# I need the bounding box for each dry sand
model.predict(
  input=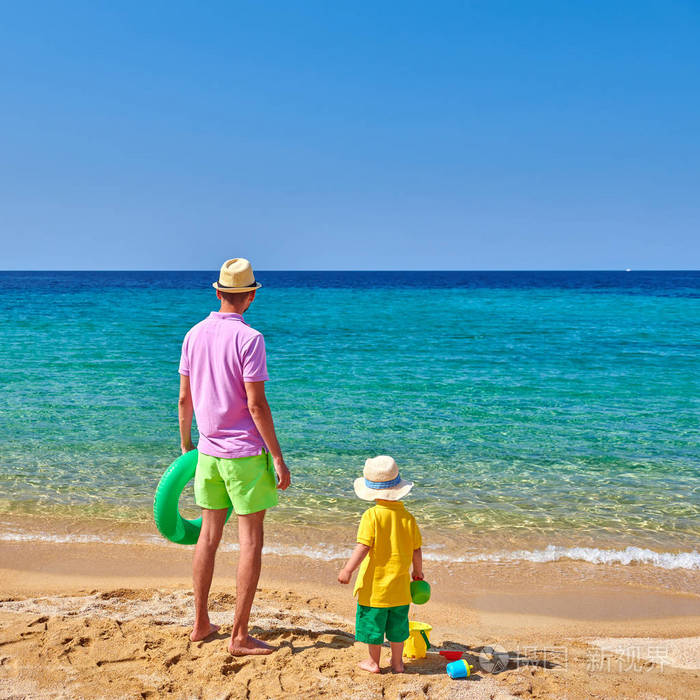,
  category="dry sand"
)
[0,517,699,699]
